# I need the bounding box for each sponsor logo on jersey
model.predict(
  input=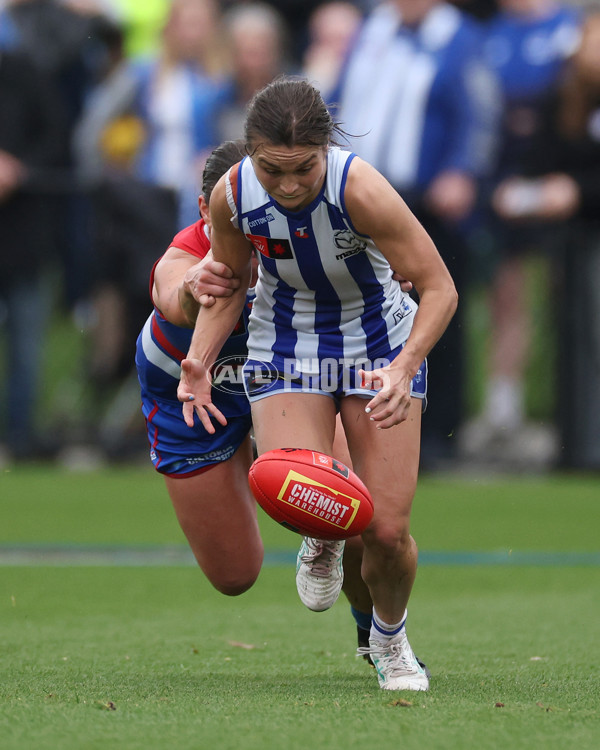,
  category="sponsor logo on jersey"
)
[294,226,309,238]
[246,234,294,259]
[392,297,414,325]
[186,445,236,464]
[248,214,275,228]
[334,229,367,260]
[276,469,360,529]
